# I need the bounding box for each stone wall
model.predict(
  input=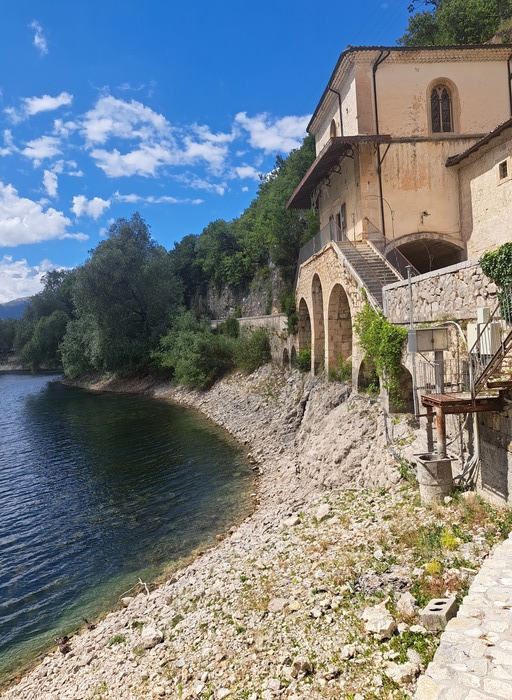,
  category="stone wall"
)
[477,401,512,507]
[383,259,498,326]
